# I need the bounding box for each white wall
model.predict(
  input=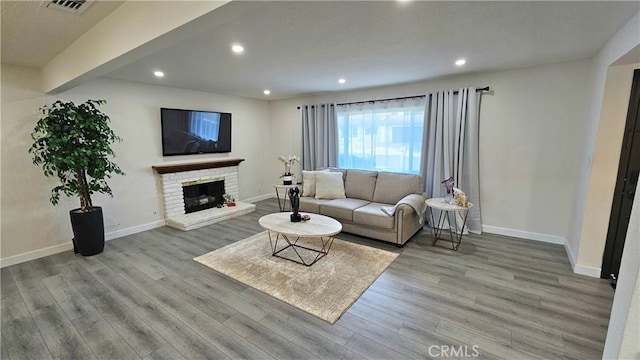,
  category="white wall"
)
[269,59,591,243]
[1,64,272,263]
[567,11,640,275]
[1,65,71,263]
